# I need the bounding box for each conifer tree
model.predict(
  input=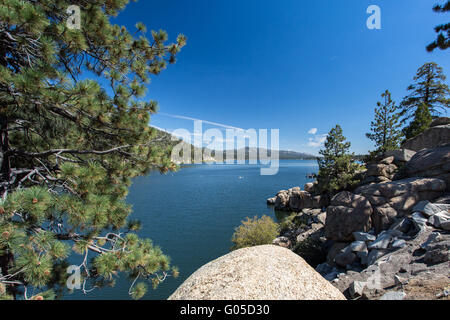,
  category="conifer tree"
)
[0,0,185,299]
[399,62,449,121]
[366,90,402,156]
[427,1,450,52]
[403,103,433,140]
[317,125,360,195]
